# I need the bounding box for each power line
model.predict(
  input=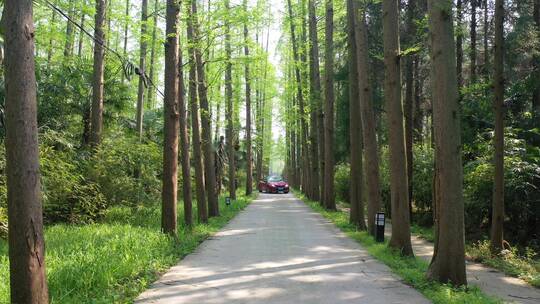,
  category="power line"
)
[42,0,165,99]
